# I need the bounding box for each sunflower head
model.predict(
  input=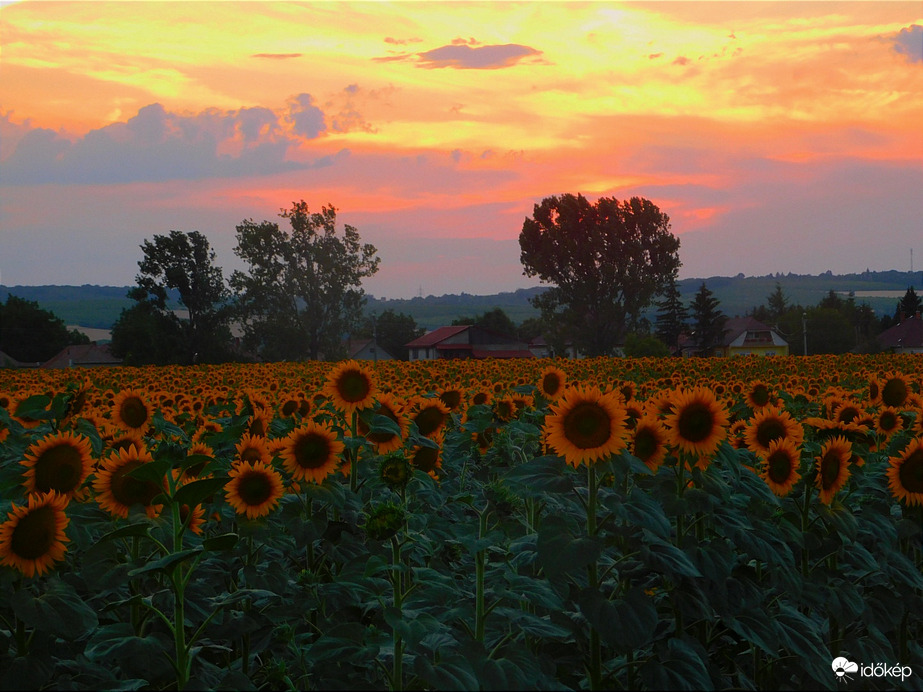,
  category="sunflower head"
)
[111,388,153,435]
[537,365,568,400]
[0,491,70,578]
[225,460,285,519]
[880,373,910,409]
[543,386,629,467]
[760,438,802,497]
[379,452,412,491]
[887,438,923,507]
[410,396,450,438]
[630,415,669,473]
[815,436,852,505]
[21,430,93,499]
[664,386,729,460]
[92,445,165,519]
[280,421,345,484]
[324,360,378,416]
[364,502,405,541]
